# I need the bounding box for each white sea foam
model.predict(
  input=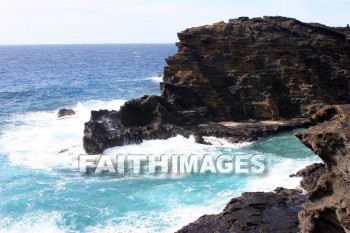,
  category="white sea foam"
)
[0,212,68,233]
[105,135,208,155]
[0,97,252,171]
[0,97,322,233]
[203,136,253,148]
[146,75,163,83]
[105,134,251,156]
[86,202,226,233]
[0,99,126,170]
[245,156,321,192]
